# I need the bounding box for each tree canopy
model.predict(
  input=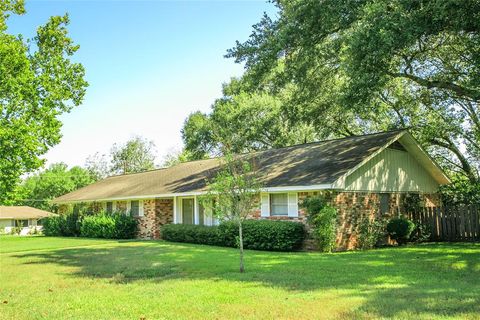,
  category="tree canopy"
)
[181,79,319,159]
[0,0,88,203]
[15,163,94,212]
[110,136,156,175]
[223,0,480,183]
